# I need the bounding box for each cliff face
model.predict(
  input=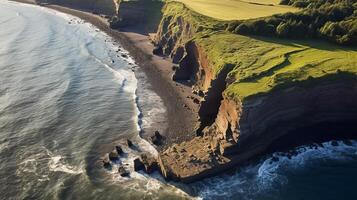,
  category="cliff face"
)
[152,2,357,183]
[159,78,357,183]
[115,0,163,33]
[209,77,357,156]
[153,3,230,134]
